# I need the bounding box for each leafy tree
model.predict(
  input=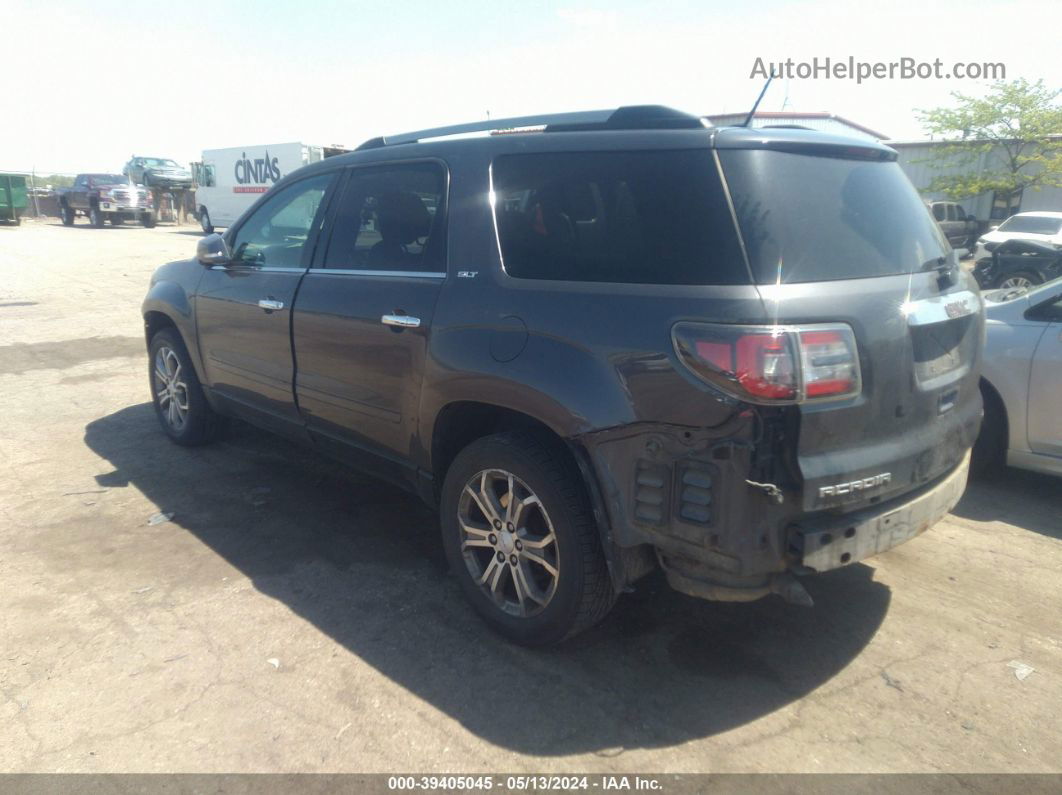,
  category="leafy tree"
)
[916,78,1062,206]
